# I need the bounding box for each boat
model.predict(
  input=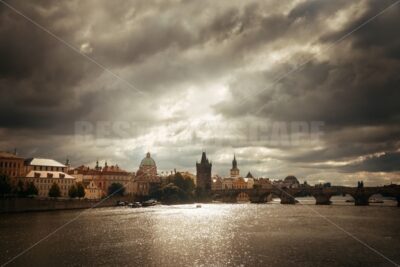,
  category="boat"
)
[345,199,354,203]
[196,204,202,208]
[116,200,126,206]
[132,202,142,208]
[128,202,142,208]
[142,199,157,207]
